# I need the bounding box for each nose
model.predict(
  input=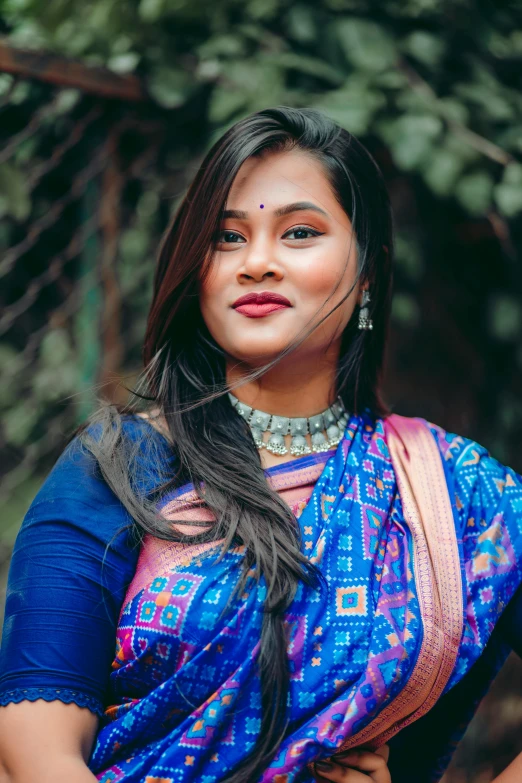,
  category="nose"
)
[236,237,284,283]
